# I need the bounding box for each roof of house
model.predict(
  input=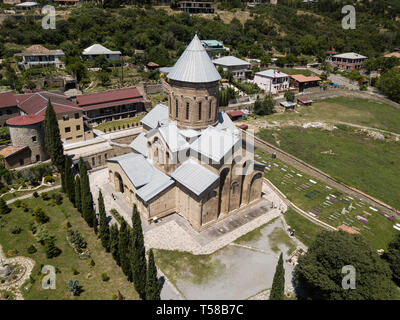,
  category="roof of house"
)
[6,115,44,126]
[0,91,17,108]
[226,110,244,117]
[129,132,148,157]
[297,97,312,103]
[15,2,39,7]
[15,91,82,116]
[141,104,169,130]
[107,153,174,202]
[82,44,121,56]
[190,126,239,163]
[255,69,289,78]
[171,159,219,196]
[384,52,400,58]
[167,34,221,83]
[15,45,64,56]
[280,101,296,108]
[201,40,224,48]
[0,145,29,159]
[212,56,250,67]
[76,87,144,110]
[332,52,367,59]
[147,62,159,67]
[290,74,321,83]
